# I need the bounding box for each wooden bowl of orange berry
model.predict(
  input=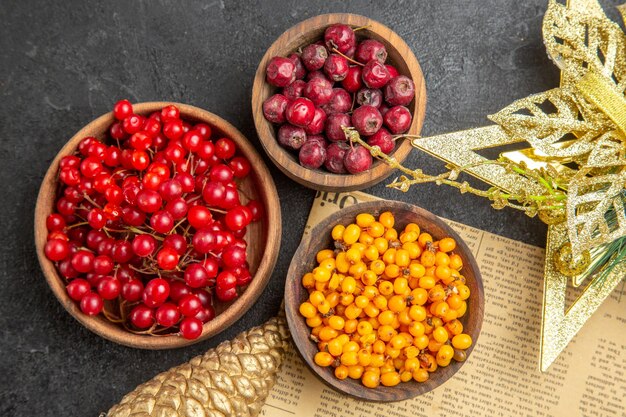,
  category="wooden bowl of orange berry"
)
[284,200,483,401]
